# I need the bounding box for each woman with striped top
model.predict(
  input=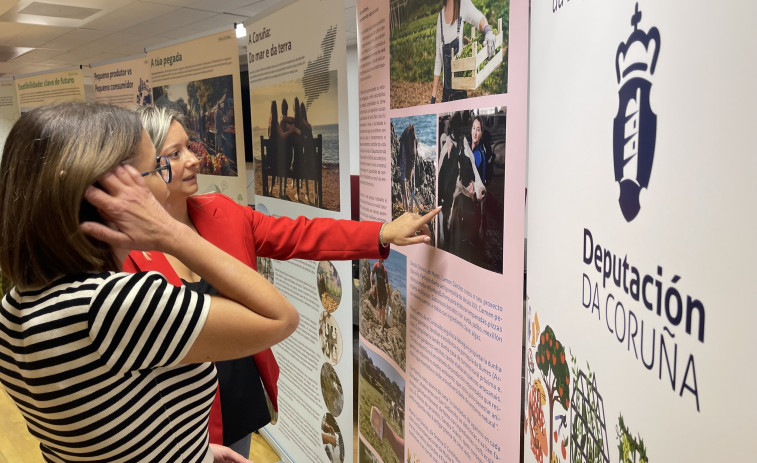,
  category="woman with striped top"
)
[0,102,298,462]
